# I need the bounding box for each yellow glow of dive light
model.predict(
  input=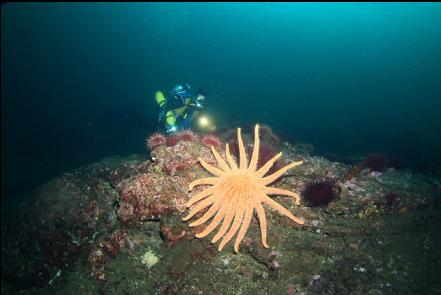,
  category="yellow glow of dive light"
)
[198,116,210,127]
